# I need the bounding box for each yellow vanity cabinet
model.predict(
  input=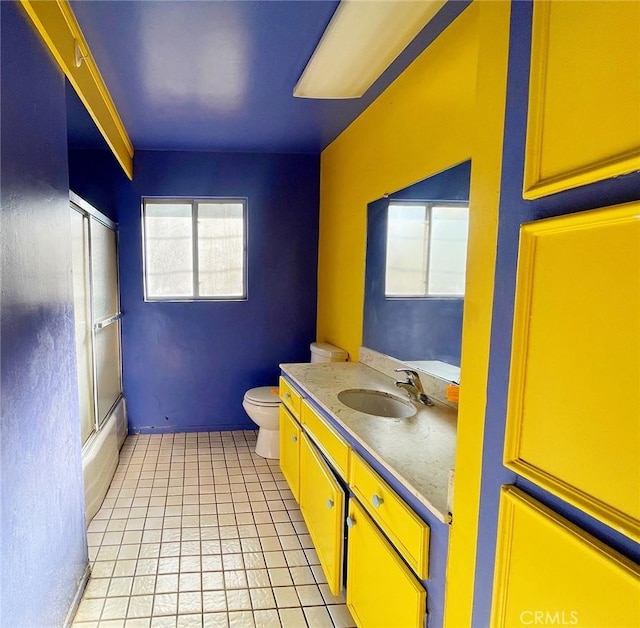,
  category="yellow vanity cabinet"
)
[301,399,350,478]
[279,375,301,418]
[350,453,430,580]
[278,375,431,625]
[346,499,426,628]
[279,405,301,502]
[299,432,346,596]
